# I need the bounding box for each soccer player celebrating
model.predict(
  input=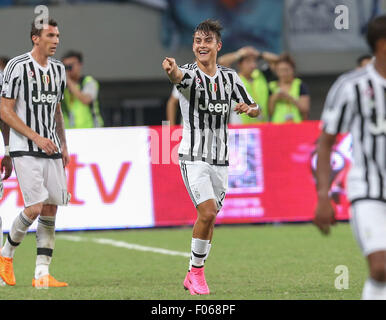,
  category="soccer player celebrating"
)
[162,19,260,295]
[0,18,70,288]
[314,15,386,299]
